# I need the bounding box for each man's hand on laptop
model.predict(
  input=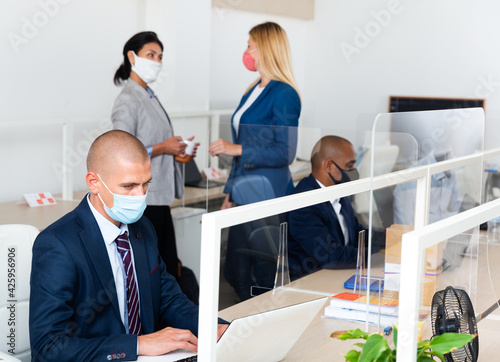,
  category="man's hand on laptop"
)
[138,327,198,356]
